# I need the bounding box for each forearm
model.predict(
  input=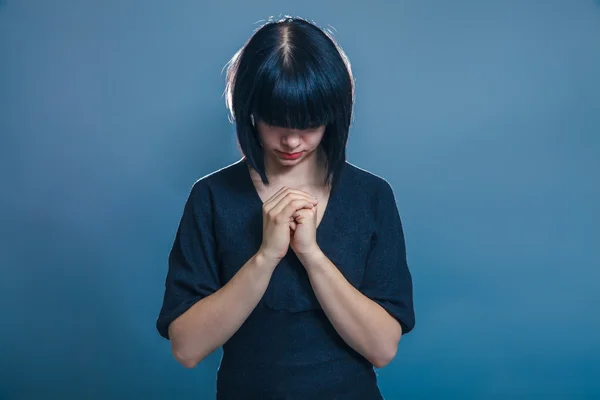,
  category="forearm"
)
[169,251,278,368]
[299,249,402,368]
